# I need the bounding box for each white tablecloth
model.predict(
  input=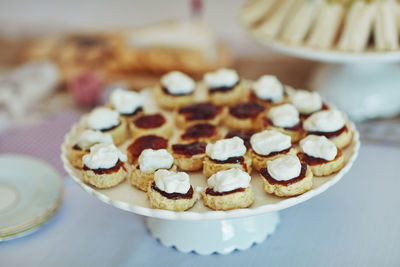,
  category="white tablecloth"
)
[1,143,399,267]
